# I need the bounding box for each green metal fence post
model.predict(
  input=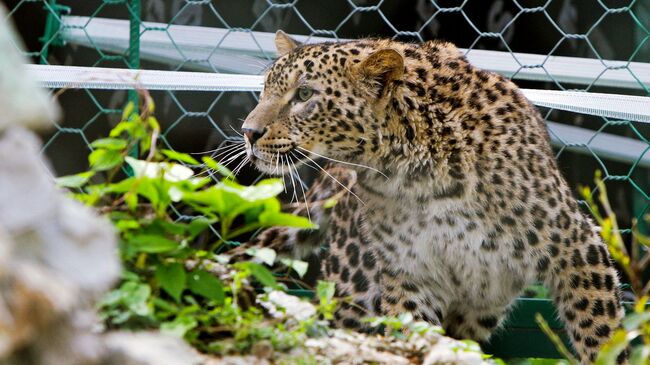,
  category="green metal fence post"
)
[126,0,141,172]
[39,0,69,64]
[128,0,141,108]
